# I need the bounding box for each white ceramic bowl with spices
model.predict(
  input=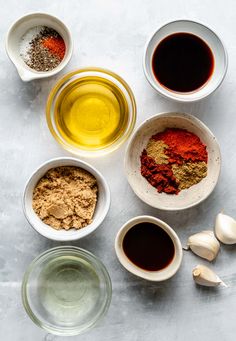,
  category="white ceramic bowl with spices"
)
[23,157,110,241]
[144,20,228,102]
[6,13,73,81]
[124,112,221,211]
